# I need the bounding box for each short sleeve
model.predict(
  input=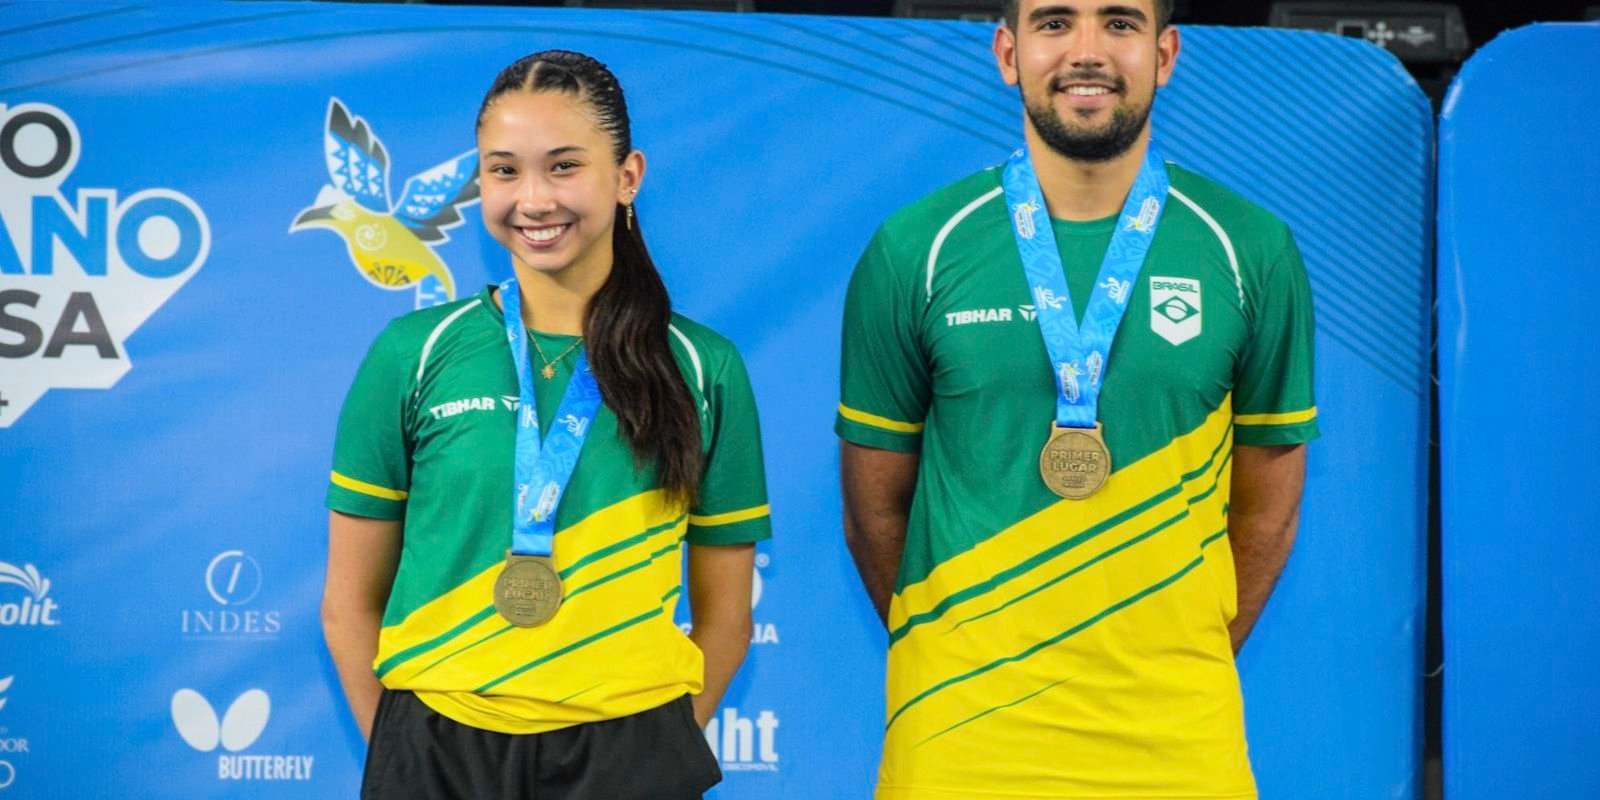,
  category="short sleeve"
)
[835,228,931,452]
[326,326,413,519]
[1234,226,1321,446]
[686,347,772,546]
